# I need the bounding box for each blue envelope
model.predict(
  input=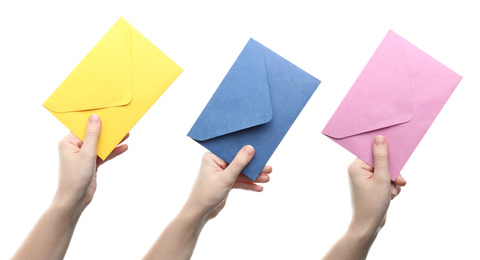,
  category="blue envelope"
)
[188,38,320,181]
